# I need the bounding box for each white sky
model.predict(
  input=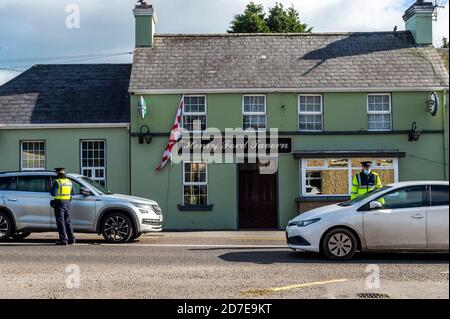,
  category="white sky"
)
[0,0,448,85]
